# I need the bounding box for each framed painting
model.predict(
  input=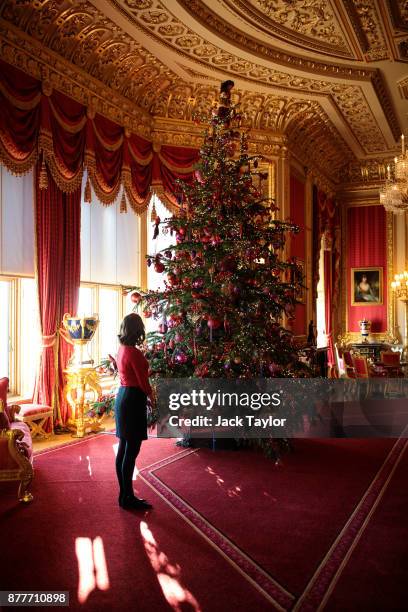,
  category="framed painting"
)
[351,267,383,305]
